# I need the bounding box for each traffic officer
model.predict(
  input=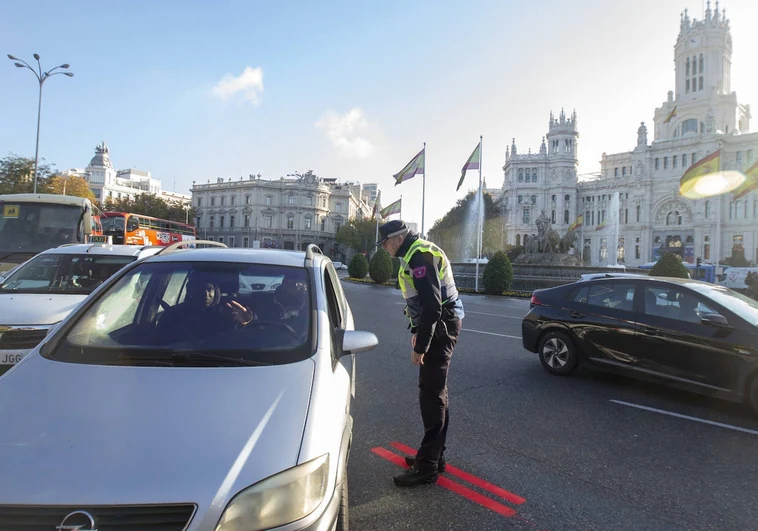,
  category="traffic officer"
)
[377,219,465,487]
